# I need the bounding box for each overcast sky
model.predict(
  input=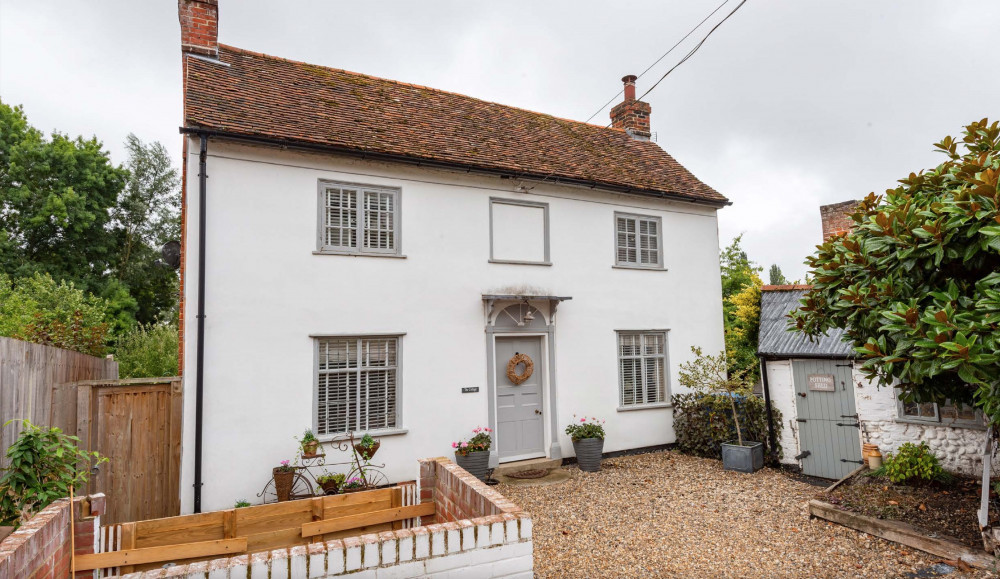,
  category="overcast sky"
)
[1,0,997,280]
